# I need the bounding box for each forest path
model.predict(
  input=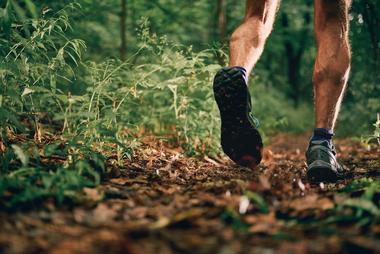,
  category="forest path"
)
[1,134,379,254]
